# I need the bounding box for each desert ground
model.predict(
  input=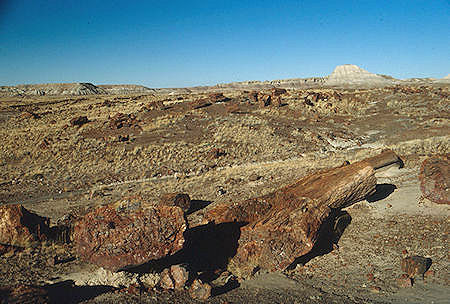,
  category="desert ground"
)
[0,80,449,303]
